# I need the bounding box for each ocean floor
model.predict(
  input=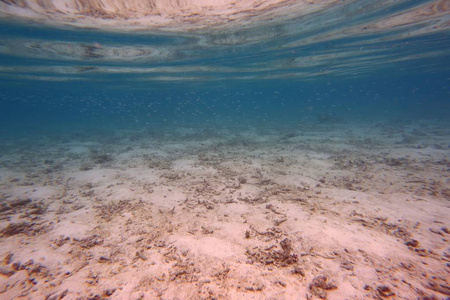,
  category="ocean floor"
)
[0,119,449,299]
